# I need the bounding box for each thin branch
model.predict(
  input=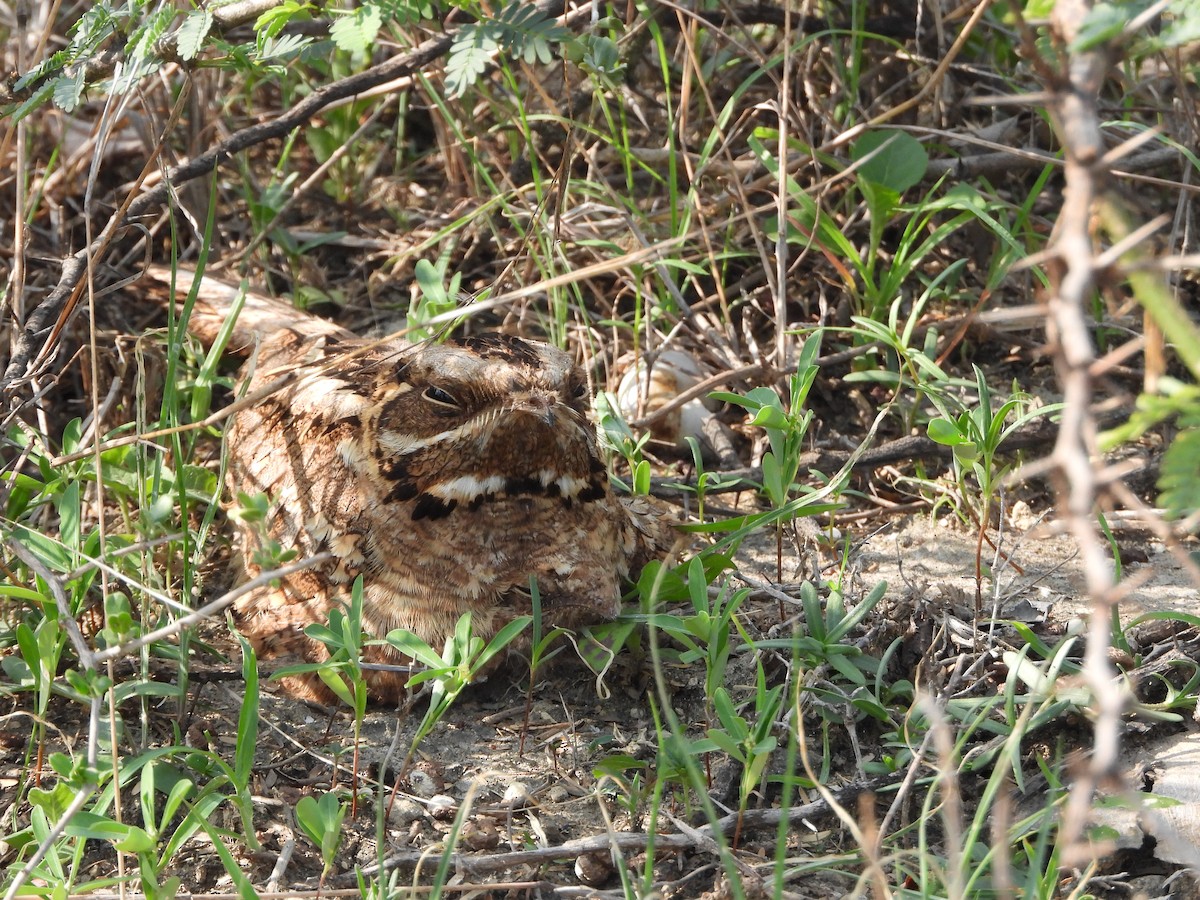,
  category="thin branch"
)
[90,553,333,664]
